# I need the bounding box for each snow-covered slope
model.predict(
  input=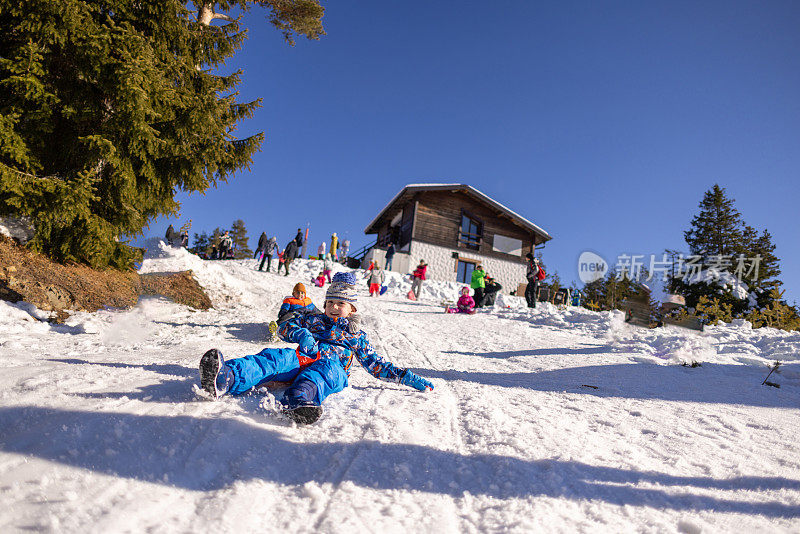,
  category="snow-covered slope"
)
[1,242,799,533]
